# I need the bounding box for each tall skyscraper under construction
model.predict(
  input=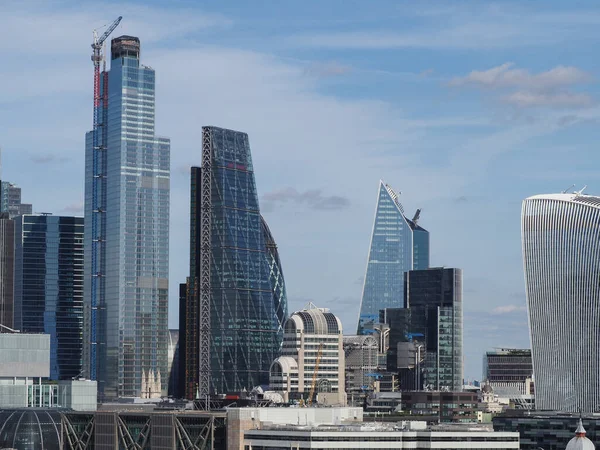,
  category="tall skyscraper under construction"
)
[357,181,429,333]
[84,36,170,398]
[181,126,287,399]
